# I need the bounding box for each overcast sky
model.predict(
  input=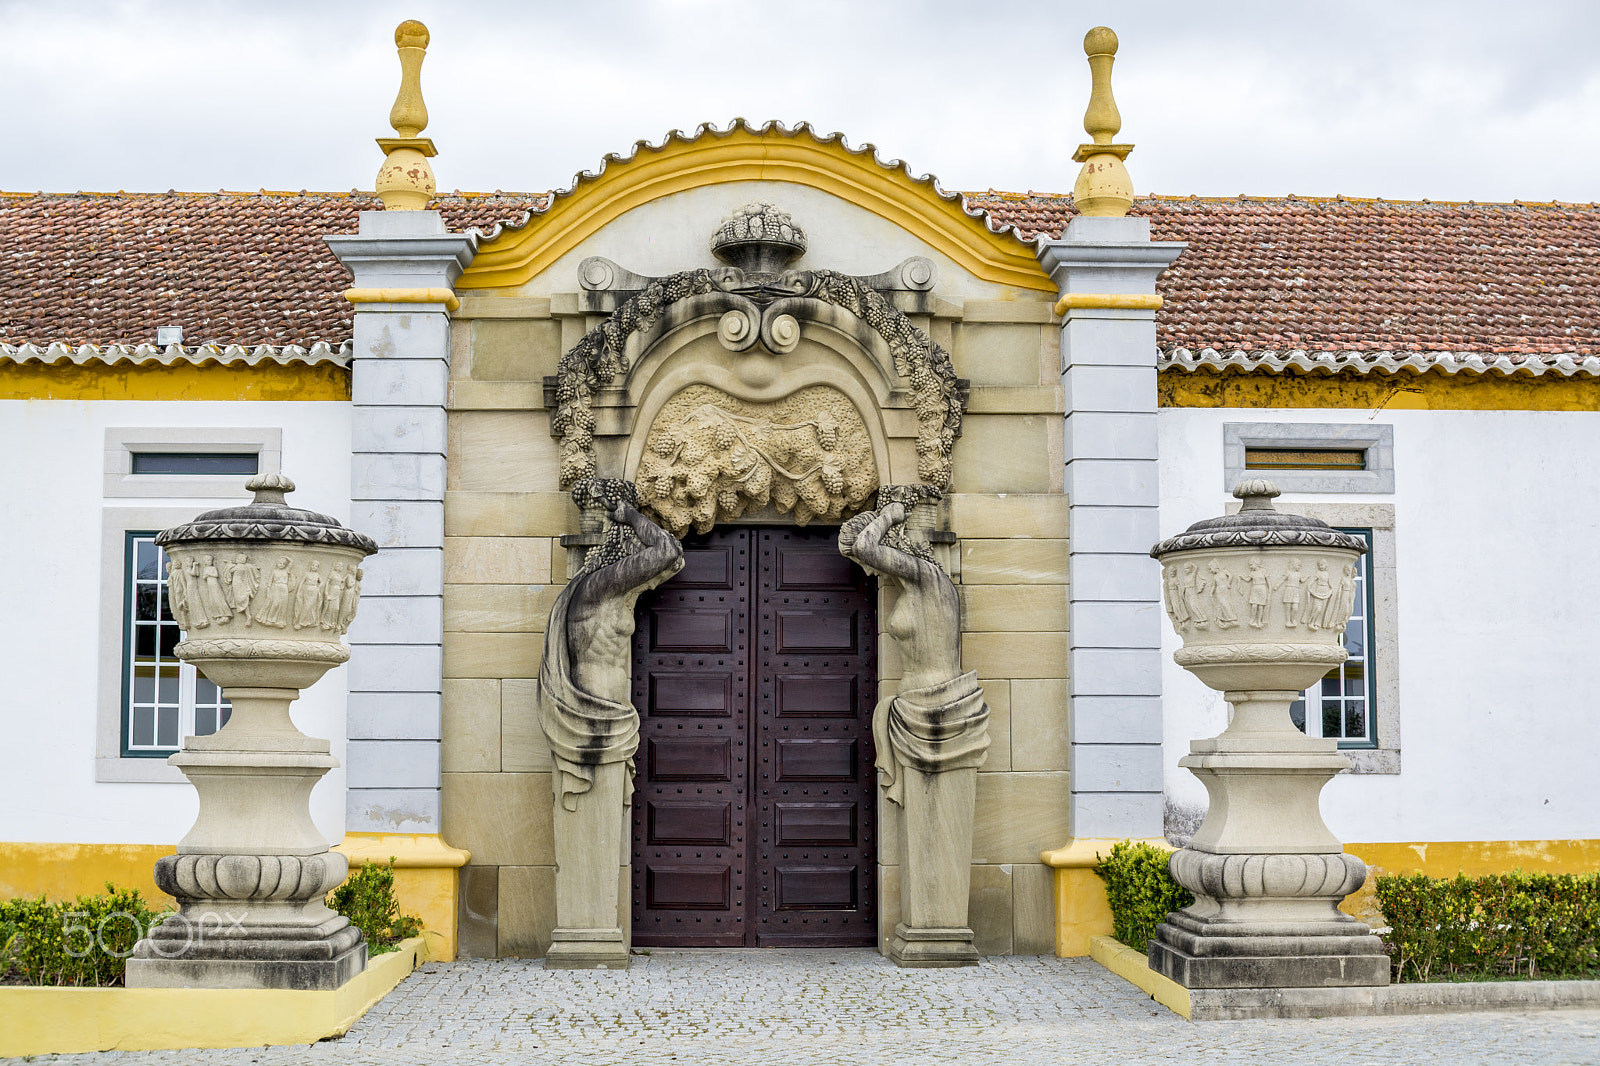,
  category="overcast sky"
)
[5,0,1597,203]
